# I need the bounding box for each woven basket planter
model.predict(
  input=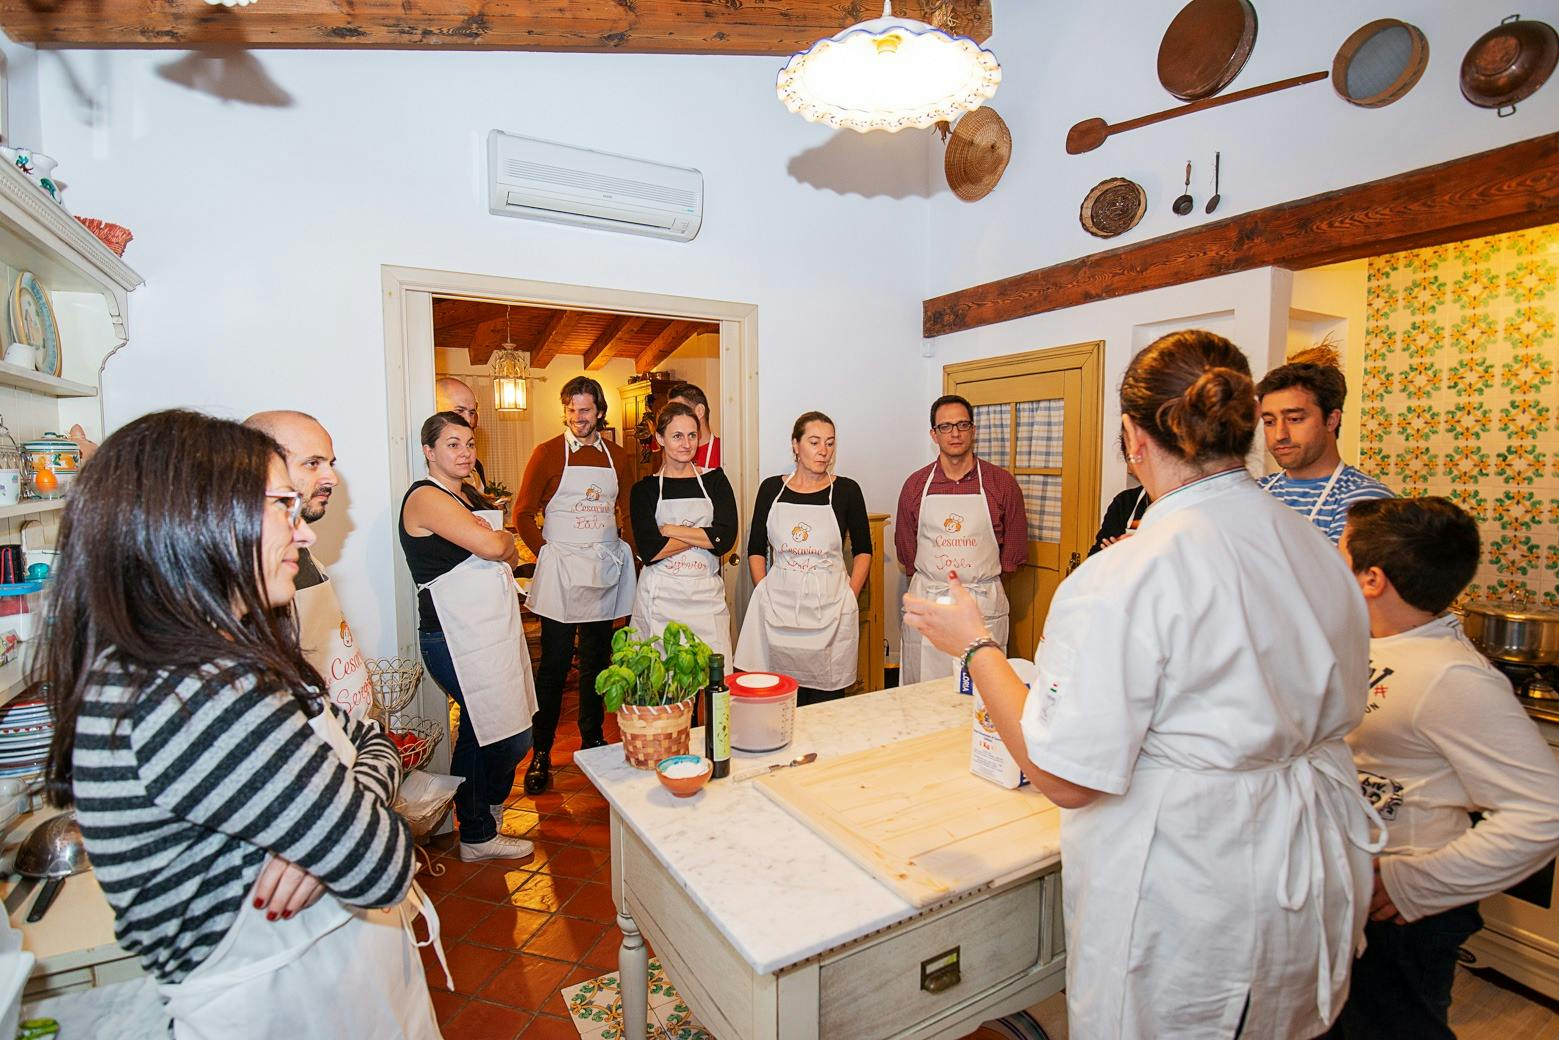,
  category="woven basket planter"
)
[617,696,696,769]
